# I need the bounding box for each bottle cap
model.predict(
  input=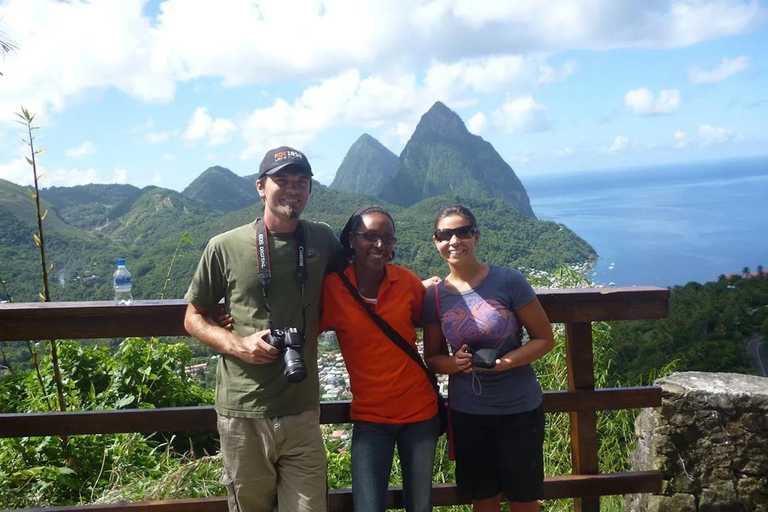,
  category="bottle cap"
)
[116,259,126,266]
